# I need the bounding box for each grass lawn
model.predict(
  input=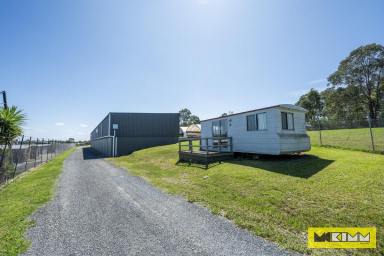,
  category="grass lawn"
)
[109,144,384,256]
[0,148,75,256]
[308,127,384,152]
